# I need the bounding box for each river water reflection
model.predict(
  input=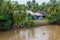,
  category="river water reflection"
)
[0,25,60,40]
